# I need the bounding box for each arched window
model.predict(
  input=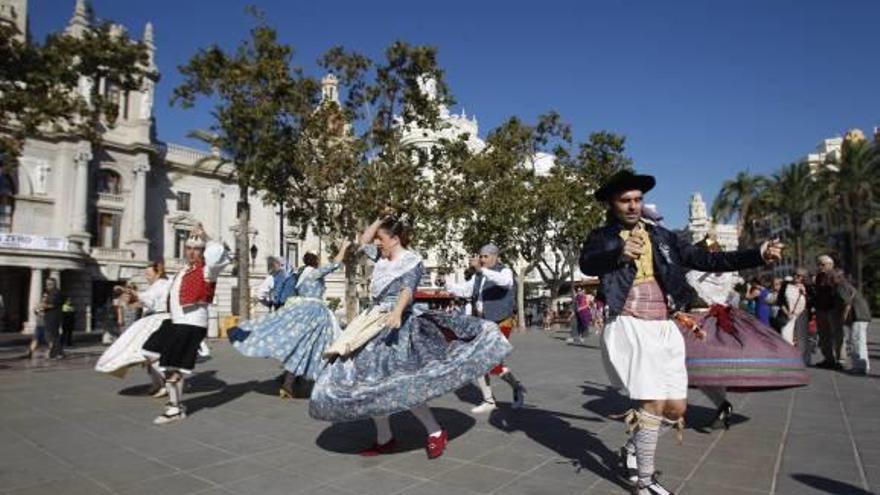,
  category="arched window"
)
[0,172,15,233]
[96,169,122,195]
